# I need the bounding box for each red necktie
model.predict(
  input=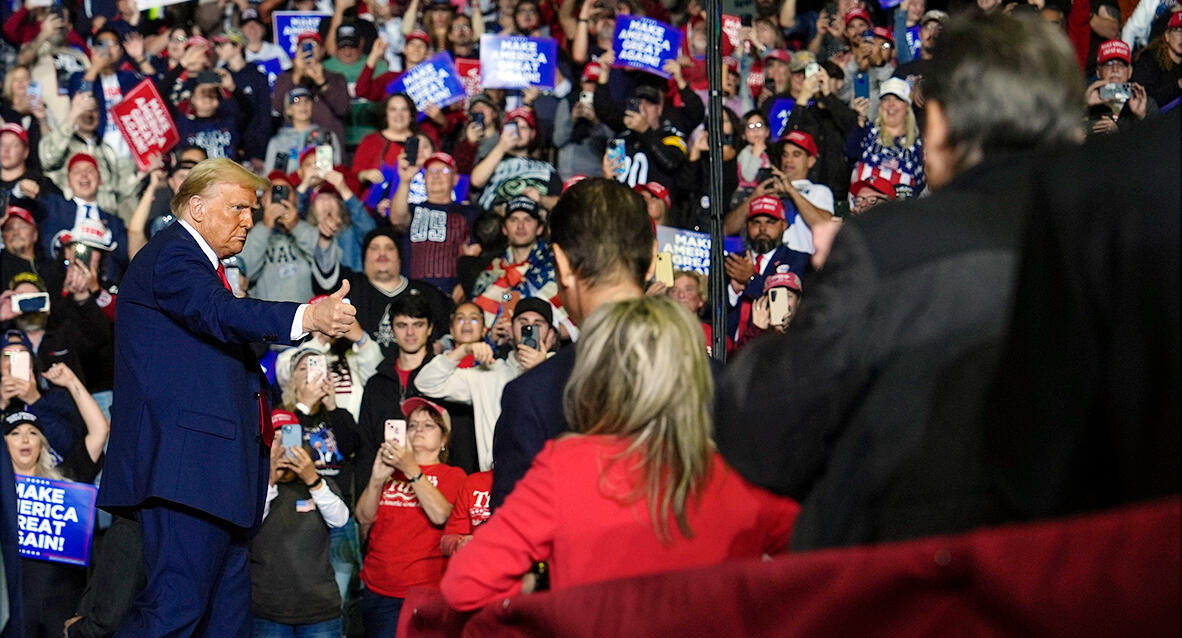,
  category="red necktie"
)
[754,254,764,275]
[216,263,232,291]
[218,263,272,446]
